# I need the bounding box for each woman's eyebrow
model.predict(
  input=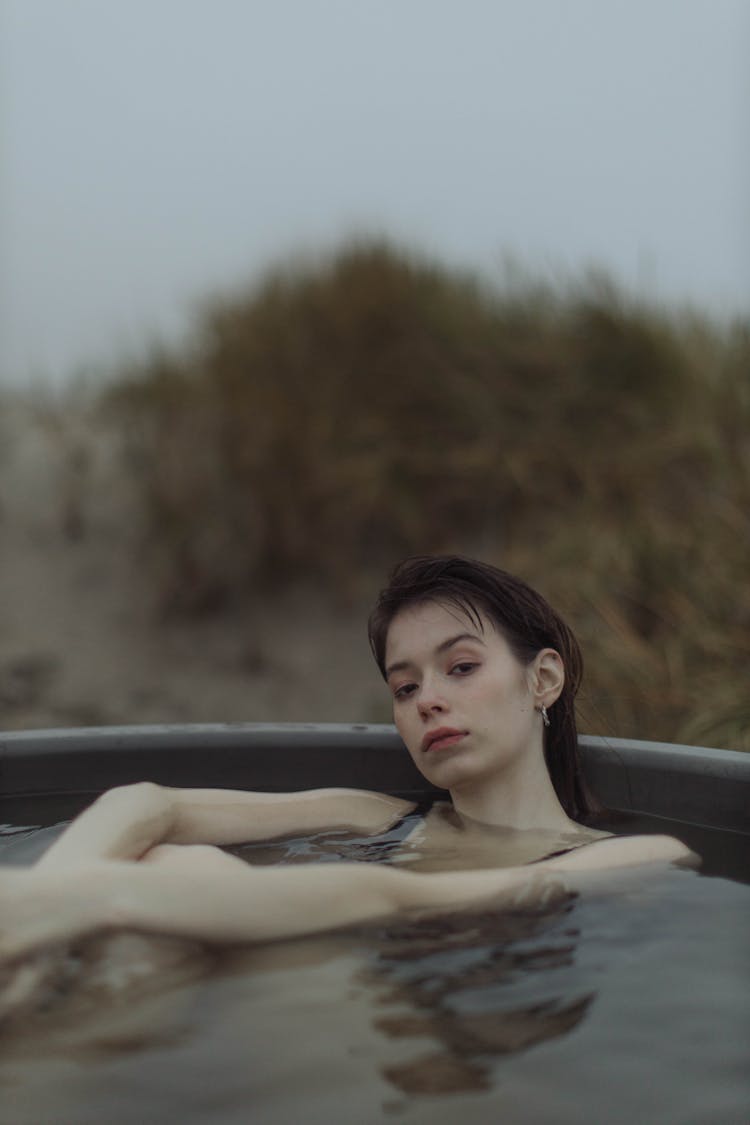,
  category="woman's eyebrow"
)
[385,633,485,679]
